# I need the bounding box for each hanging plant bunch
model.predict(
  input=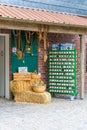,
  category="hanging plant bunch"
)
[38,25,49,62]
[38,25,43,43]
[38,25,43,52]
[14,30,24,60]
[43,25,48,62]
[25,31,34,55]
